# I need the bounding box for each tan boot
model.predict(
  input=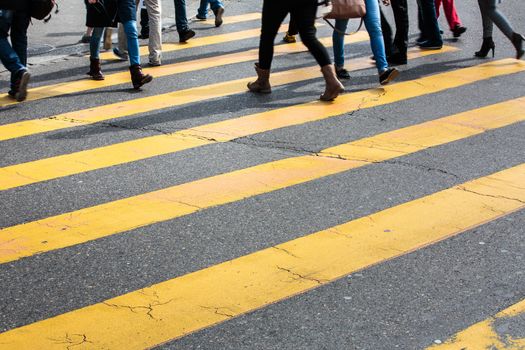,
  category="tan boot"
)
[320,64,344,101]
[247,63,271,94]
